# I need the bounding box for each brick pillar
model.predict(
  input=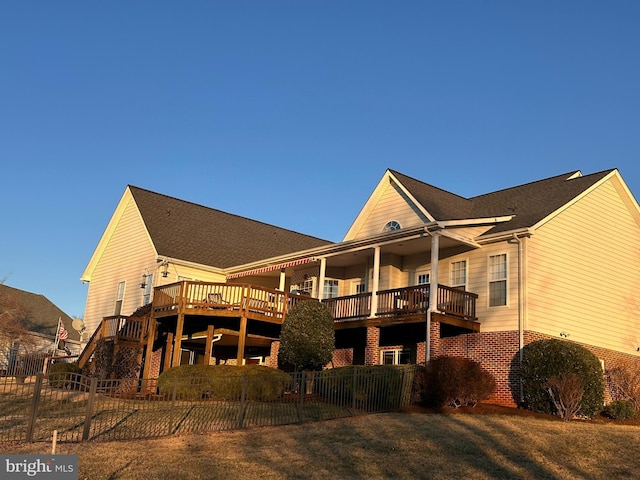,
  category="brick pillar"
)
[429,321,441,359]
[364,327,380,366]
[268,341,280,369]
